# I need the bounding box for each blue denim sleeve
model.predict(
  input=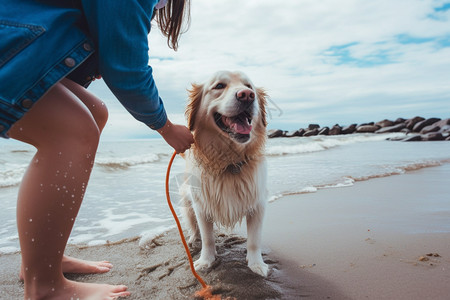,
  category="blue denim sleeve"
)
[81,0,167,130]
